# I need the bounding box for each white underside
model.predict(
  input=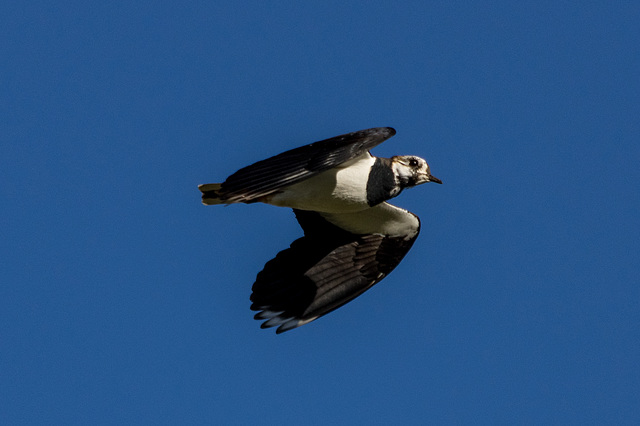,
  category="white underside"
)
[260,152,419,239]
[321,203,420,239]
[262,153,376,213]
